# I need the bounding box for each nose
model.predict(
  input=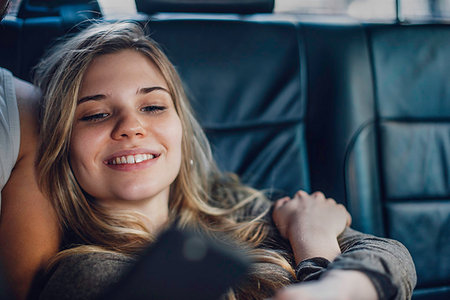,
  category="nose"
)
[111,113,147,140]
